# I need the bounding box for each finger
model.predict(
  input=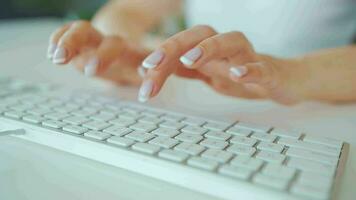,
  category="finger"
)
[53,21,102,65]
[141,25,217,70]
[179,31,257,69]
[138,25,217,102]
[81,36,126,76]
[47,24,71,58]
